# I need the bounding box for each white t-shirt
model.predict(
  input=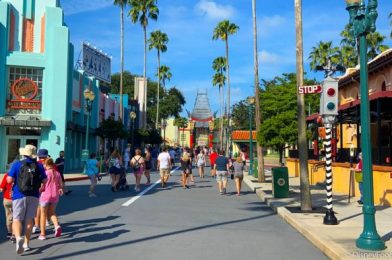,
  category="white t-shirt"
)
[158,152,171,169]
